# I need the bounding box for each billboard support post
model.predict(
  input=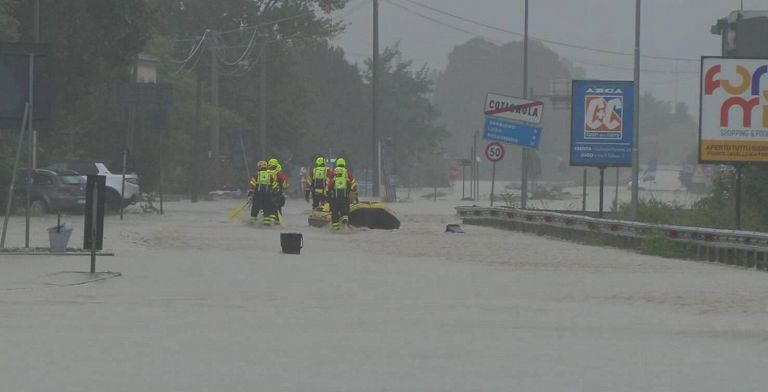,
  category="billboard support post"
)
[614,168,620,211]
[735,164,743,230]
[598,166,606,218]
[582,168,587,212]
